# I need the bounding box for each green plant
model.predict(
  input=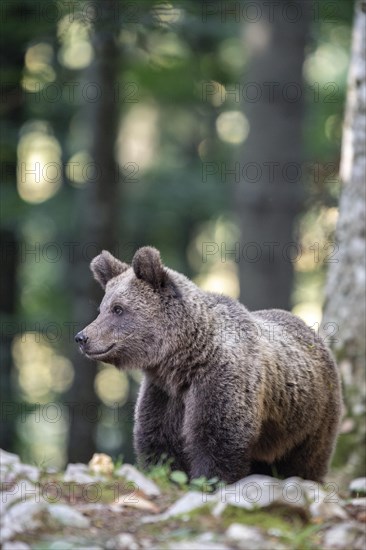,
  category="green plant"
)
[170,470,189,488]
